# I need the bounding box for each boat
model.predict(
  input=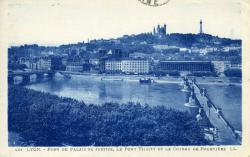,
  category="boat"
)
[139,78,152,84]
[101,77,123,81]
[113,78,124,81]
